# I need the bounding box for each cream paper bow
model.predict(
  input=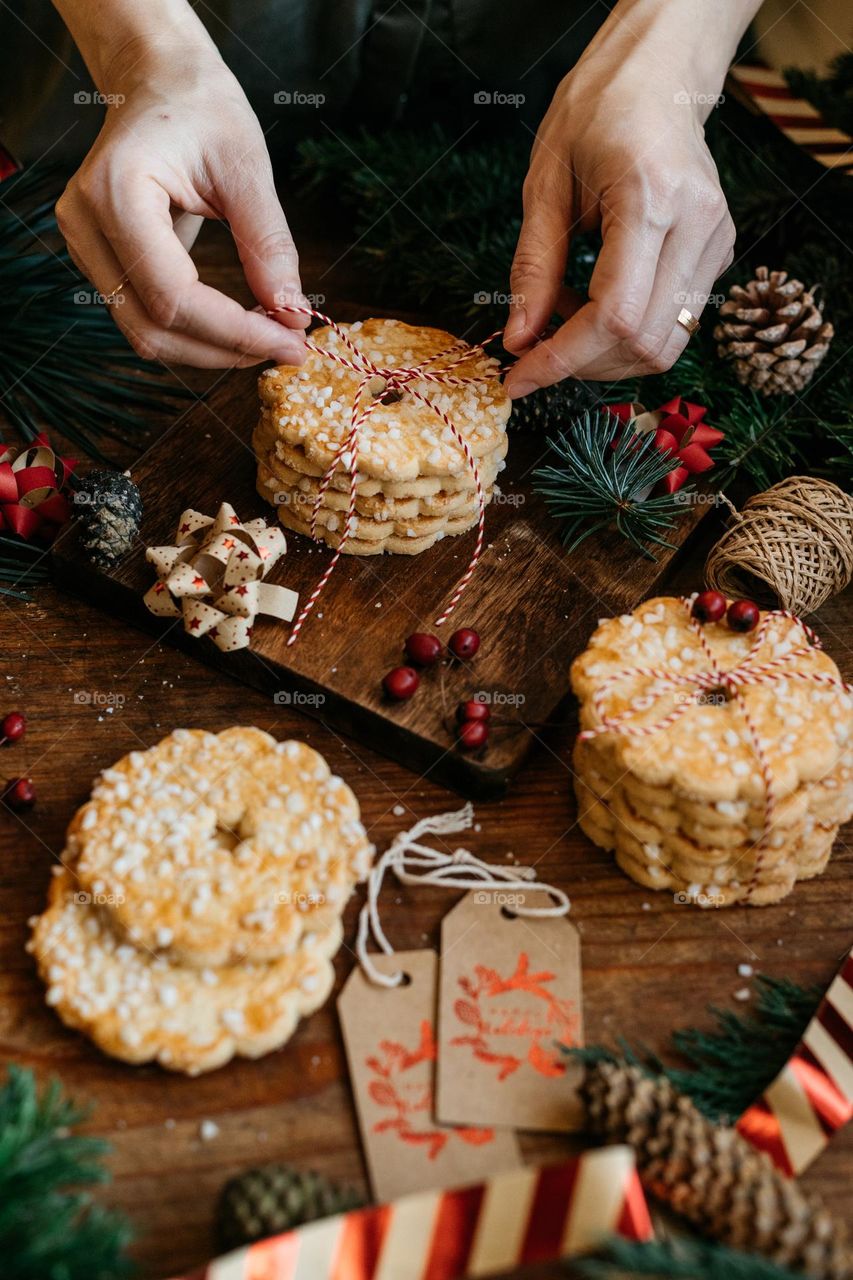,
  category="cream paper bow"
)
[143,502,298,652]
